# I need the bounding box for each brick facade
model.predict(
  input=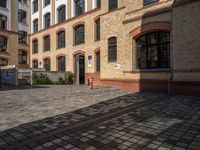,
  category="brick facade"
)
[29,0,200,95]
